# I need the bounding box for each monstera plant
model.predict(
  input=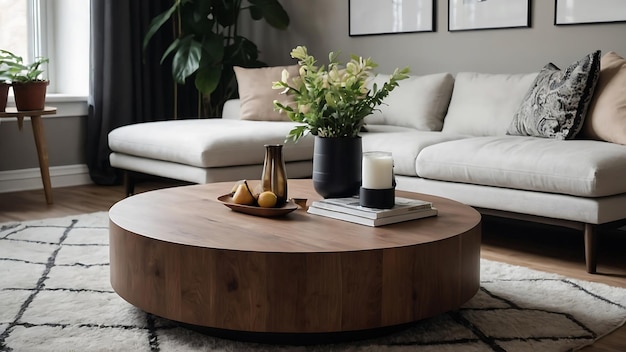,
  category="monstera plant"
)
[144,0,290,117]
